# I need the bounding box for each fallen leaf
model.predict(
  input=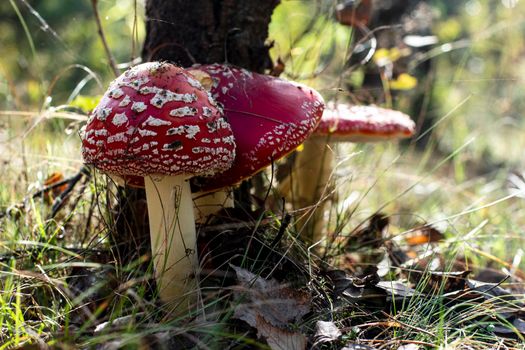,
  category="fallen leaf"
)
[43,172,67,203]
[465,279,521,305]
[231,265,310,350]
[325,269,354,297]
[475,267,510,283]
[313,320,341,346]
[486,317,525,338]
[335,0,372,27]
[376,281,417,299]
[405,225,444,246]
[348,213,389,249]
[513,318,525,335]
[256,315,307,350]
[409,270,470,294]
[326,269,386,308]
[390,73,418,91]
